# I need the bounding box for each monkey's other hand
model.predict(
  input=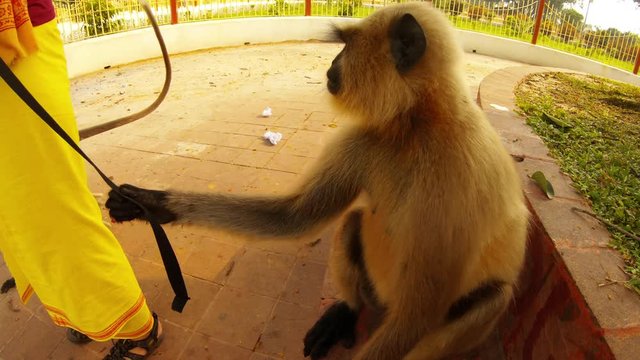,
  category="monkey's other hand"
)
[303,301,358,359]
[106,184,177,224]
